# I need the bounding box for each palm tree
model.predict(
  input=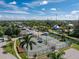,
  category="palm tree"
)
[19,34,36,58]
[47,51,65,59]
[59,28,65,42]
[20,34,36,50]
